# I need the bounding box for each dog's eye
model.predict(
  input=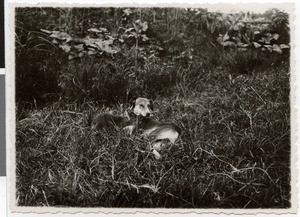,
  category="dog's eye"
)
[139,104,144,108]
